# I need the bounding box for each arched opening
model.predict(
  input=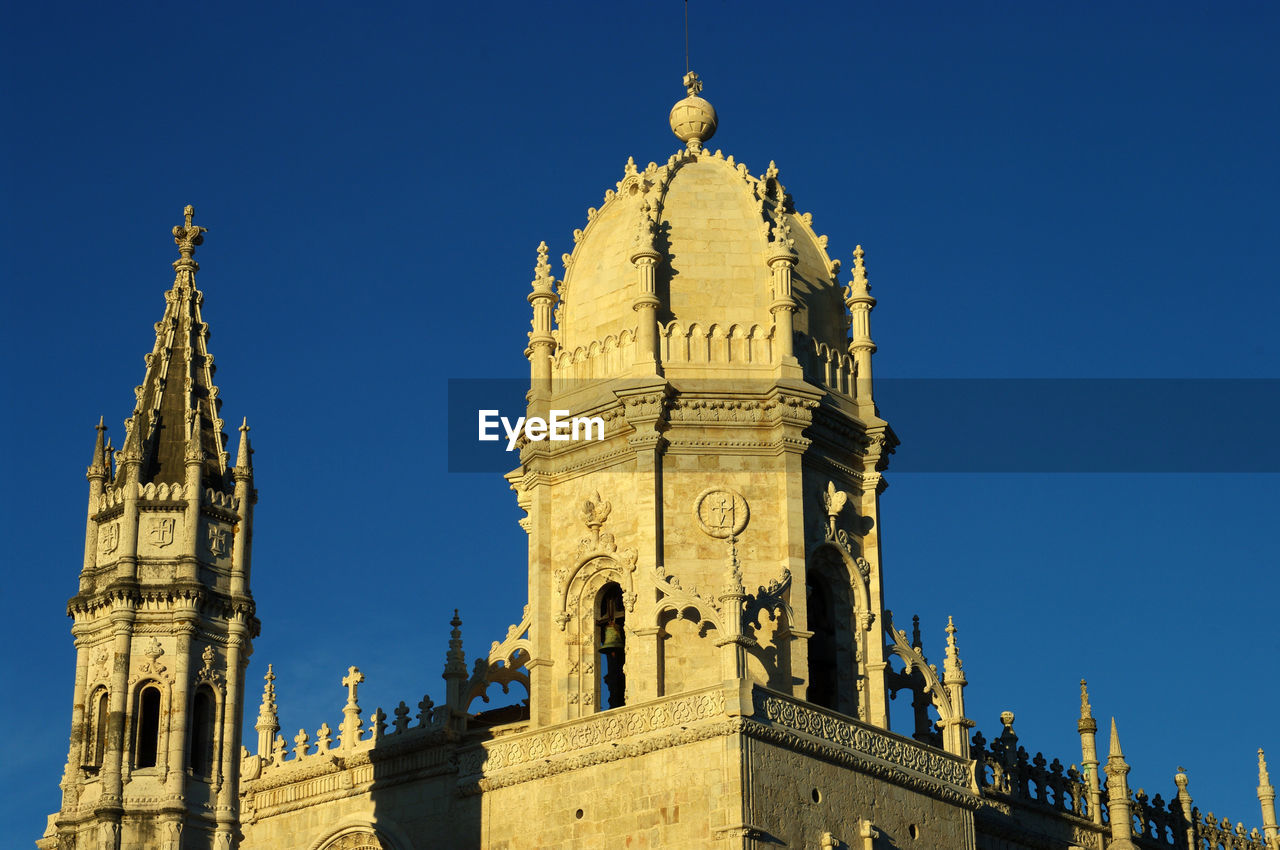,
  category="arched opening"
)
[806,578,838,710]
[189,687,216,777]
[86,687,109,768]
[134,684,161,769]
[595,582,626,710]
